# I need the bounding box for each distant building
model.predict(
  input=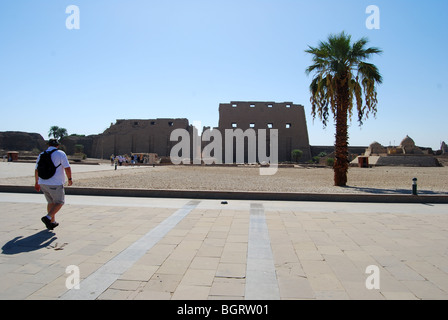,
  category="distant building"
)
[88,101,312,163]
[90,118,193,159]
[355,136,440,167]
[441,141,448,155]
[0,131,46,152]
[217,102,312,162]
